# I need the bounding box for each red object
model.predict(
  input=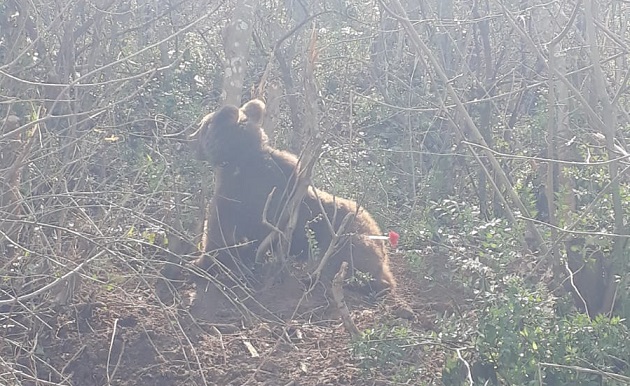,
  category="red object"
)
[388,230,399,249]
